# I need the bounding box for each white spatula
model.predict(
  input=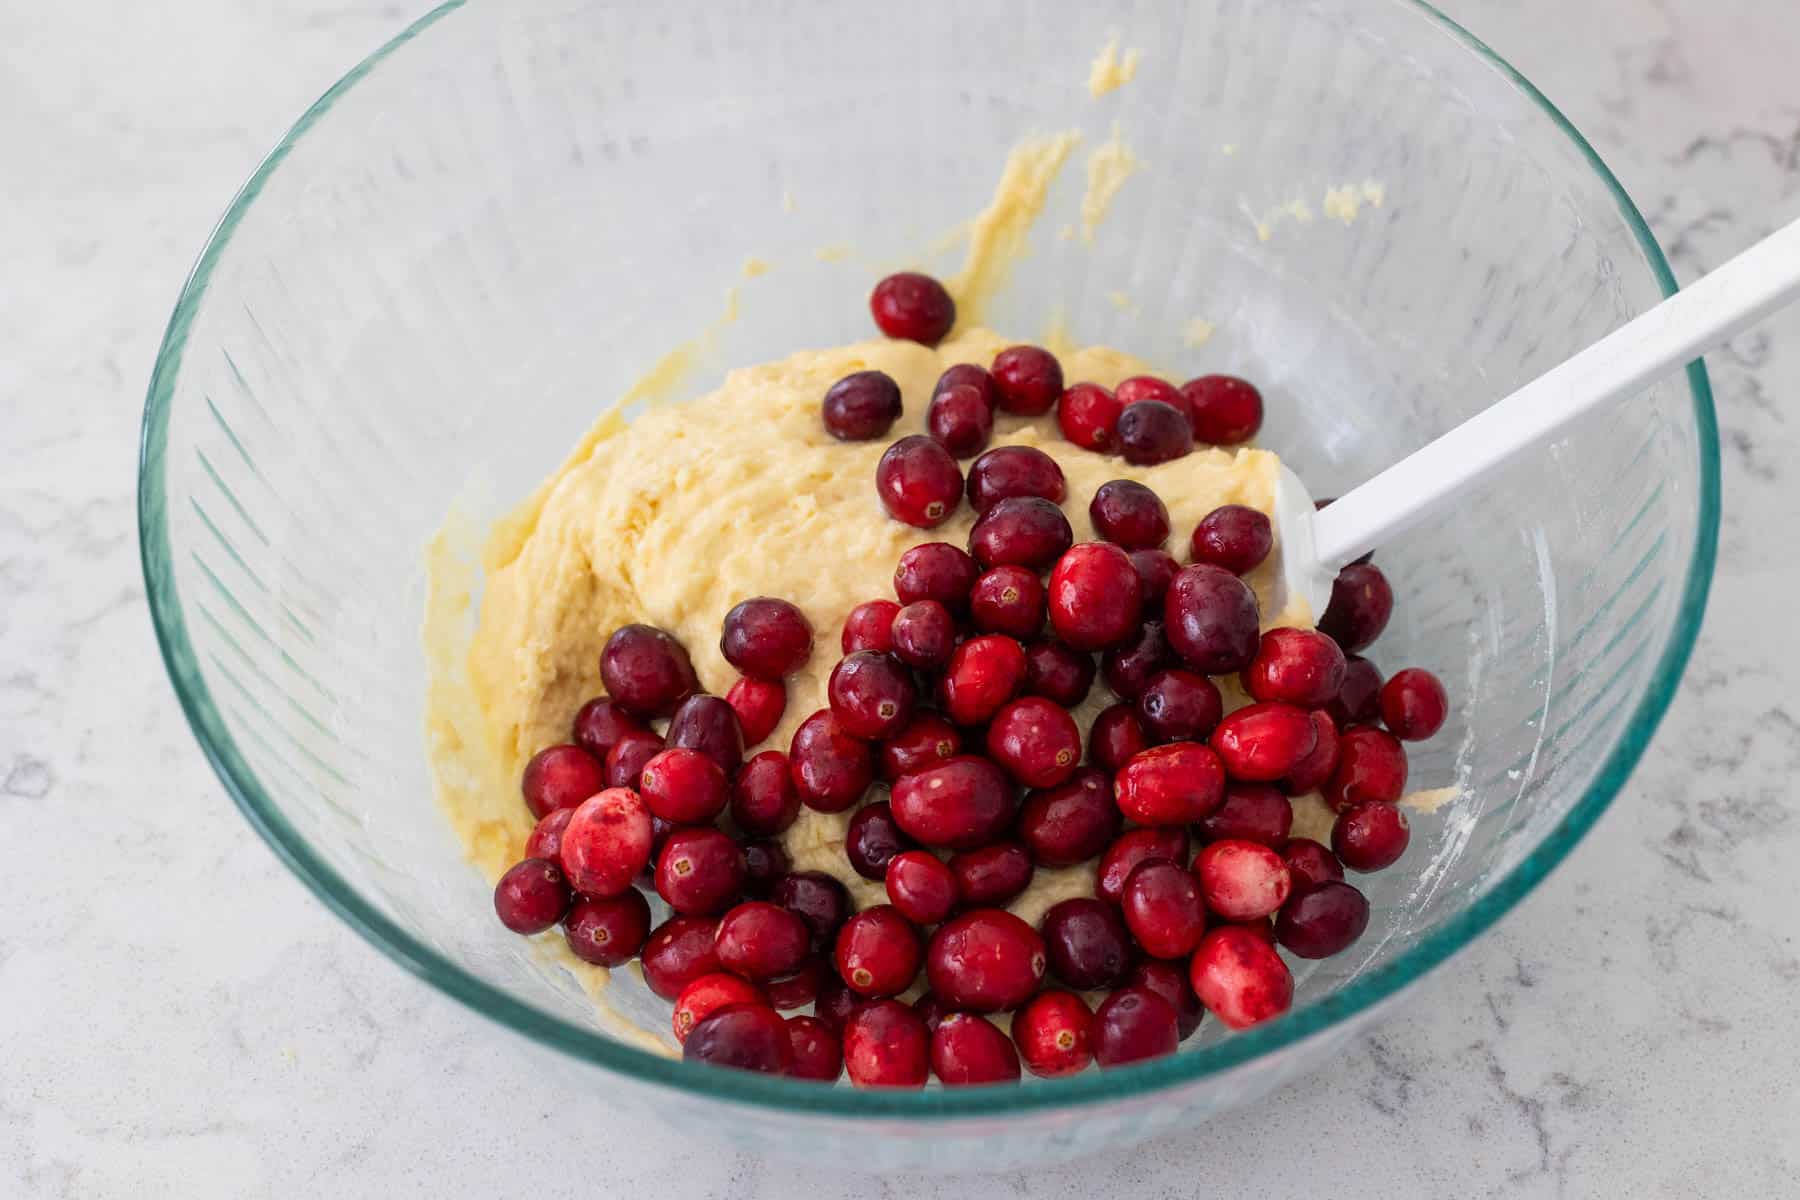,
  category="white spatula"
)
[1277,215,1800,620]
